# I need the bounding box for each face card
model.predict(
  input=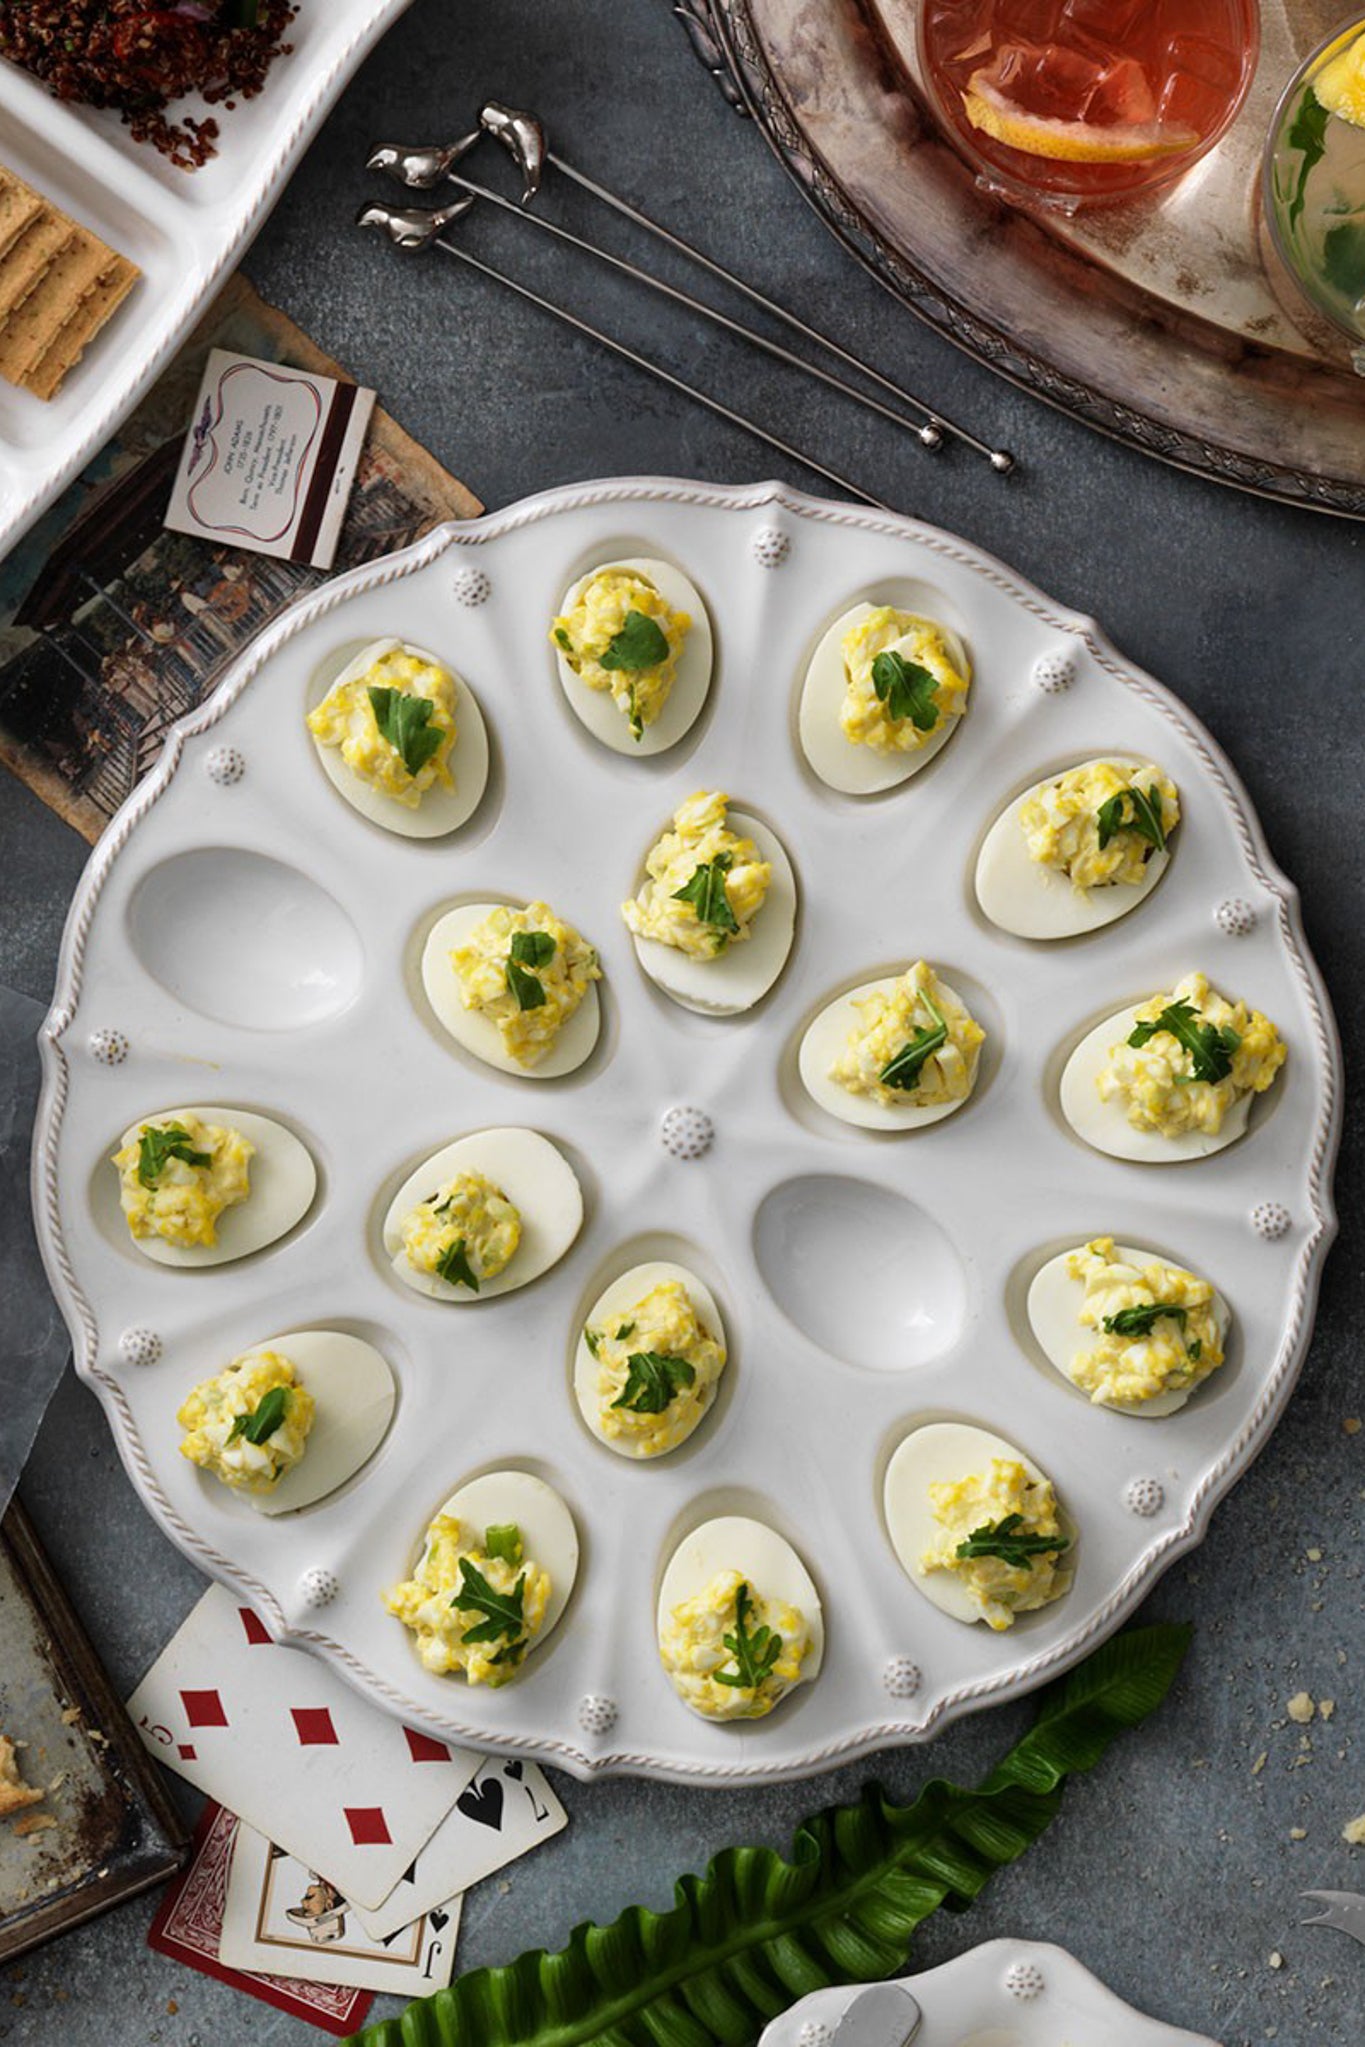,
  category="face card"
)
[147,1801,372,2037]
[128,1584,479,1908]
[219,1822,461,1995]
[354,1754,566,1942]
